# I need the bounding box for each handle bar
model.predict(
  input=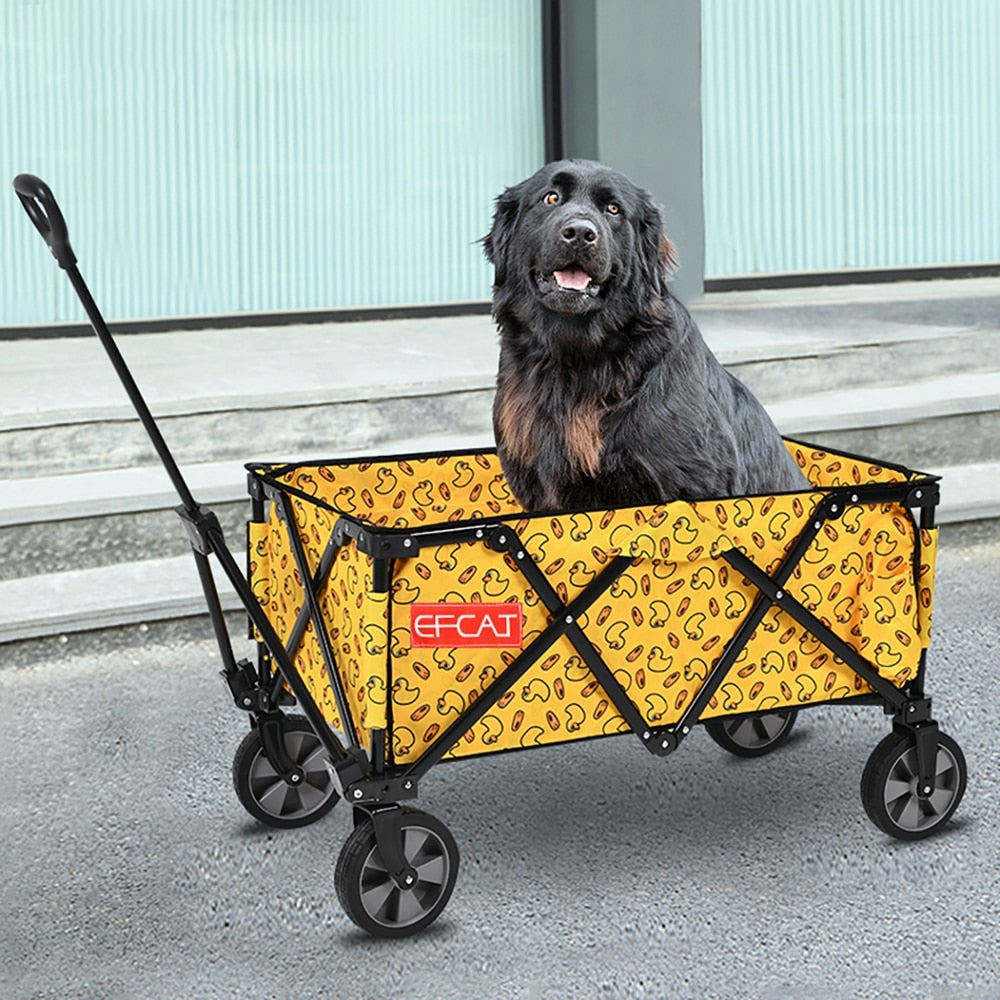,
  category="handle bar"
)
[13,173,77,269]
[12,173,253,683]
[11,172,201,514]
